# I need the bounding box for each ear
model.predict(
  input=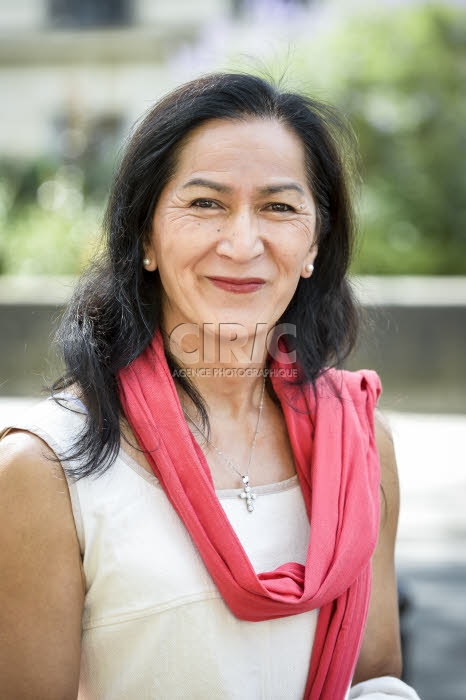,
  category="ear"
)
[301,243,318,279]
[142,244,157,272]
